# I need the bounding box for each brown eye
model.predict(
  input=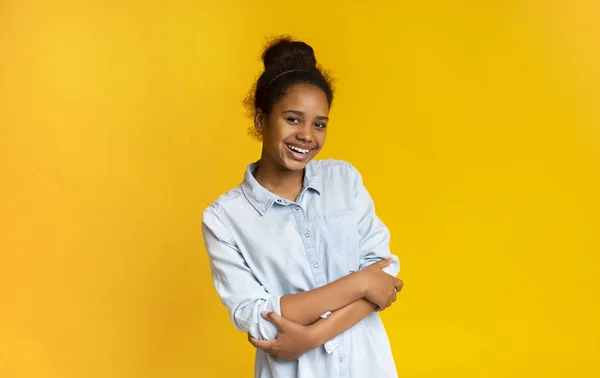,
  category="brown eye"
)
[287,117,301,124]
[315,122,327,129]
